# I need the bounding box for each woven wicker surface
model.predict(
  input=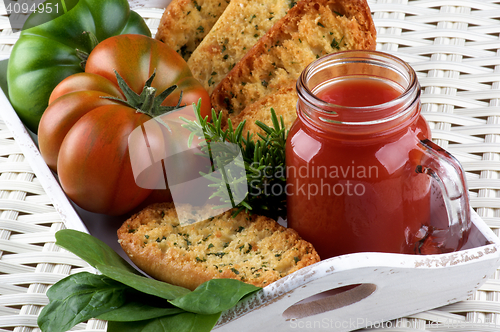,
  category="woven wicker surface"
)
[0,0,500,331]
